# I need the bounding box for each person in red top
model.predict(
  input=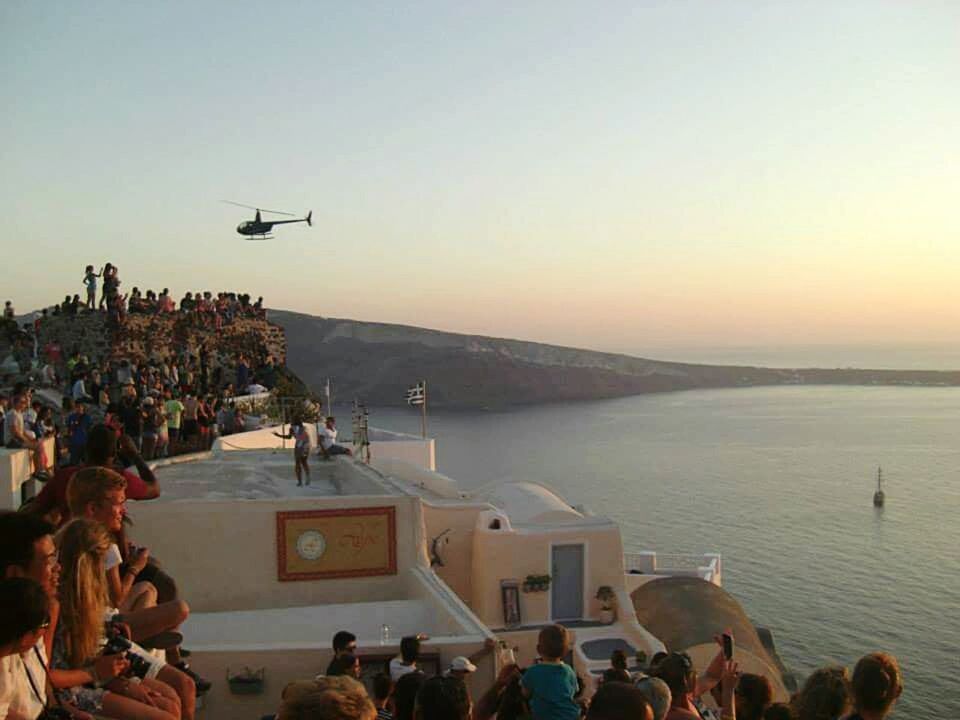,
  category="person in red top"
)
[31,424,160,525]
